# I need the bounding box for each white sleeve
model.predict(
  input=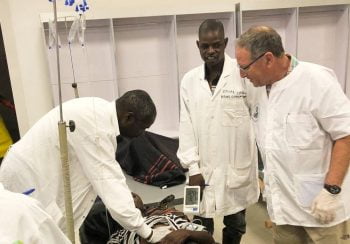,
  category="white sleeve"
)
[177,82,201,176]
[73,132,152,239]
[313,70,350,140]
[34,217,72,244]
